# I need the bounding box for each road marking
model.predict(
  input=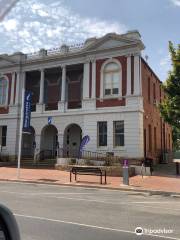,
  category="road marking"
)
[0,190,180,212]
[14,213,179,240]
[0,180,141,193]
[0,190,92,195]
[44,195,180,212]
